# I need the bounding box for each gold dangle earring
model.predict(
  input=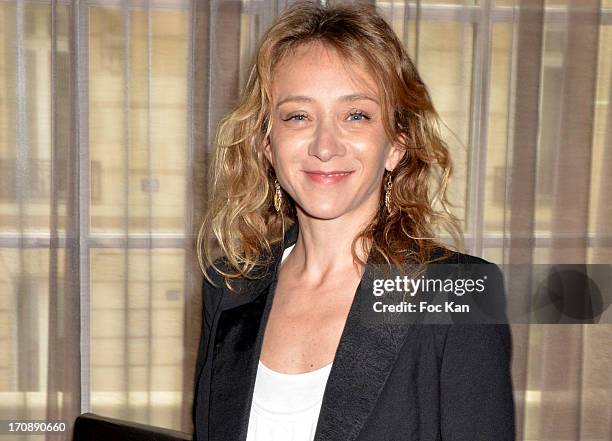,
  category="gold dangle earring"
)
[384,173,393,214]
[274,178,283,212]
